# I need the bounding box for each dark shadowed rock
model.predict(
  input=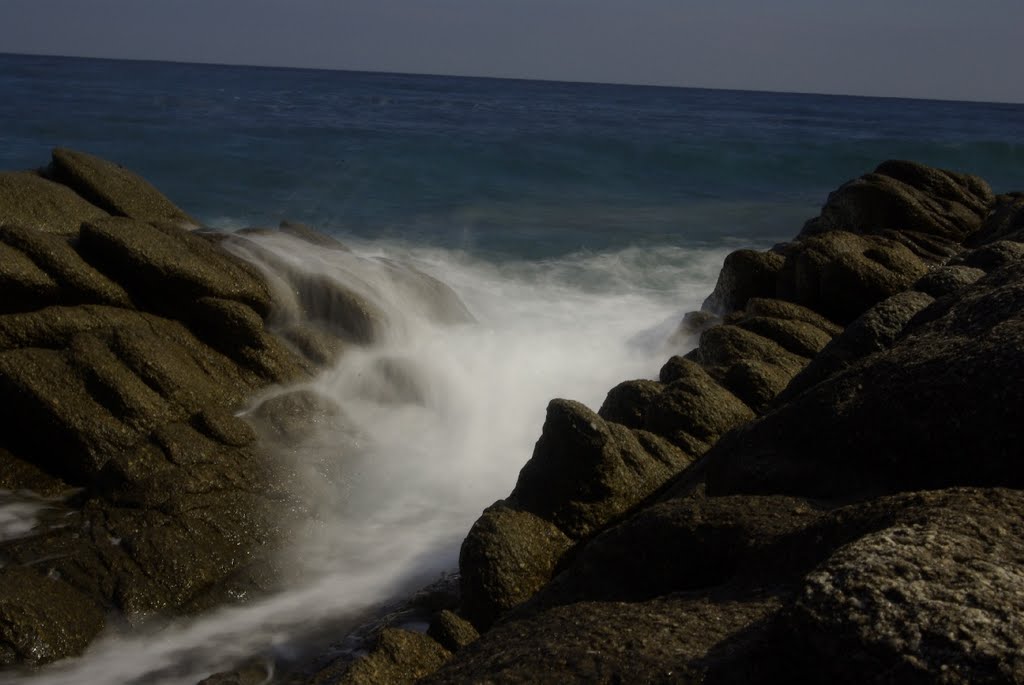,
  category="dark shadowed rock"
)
[707,258,1024,499]
[801,160,994,243]
[702,248,785,314]
[47,148,195,224]
[424,595,782,685]
[966,192,1024,247]
[912,264,986,297]
[780,289,935,400]
[0,171,109,237]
